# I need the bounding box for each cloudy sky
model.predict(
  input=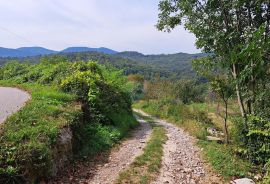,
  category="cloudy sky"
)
[0,0,199,54]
